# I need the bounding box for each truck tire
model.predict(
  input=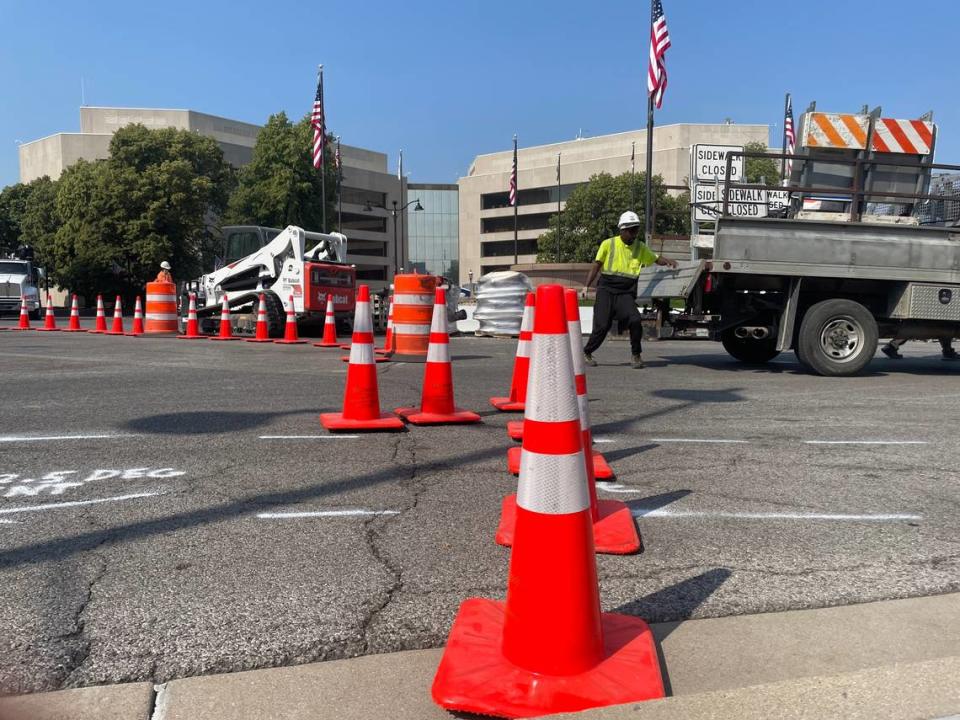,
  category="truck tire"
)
[721,328,781,364]
[261,291,286,339]
[797,299,877,376]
